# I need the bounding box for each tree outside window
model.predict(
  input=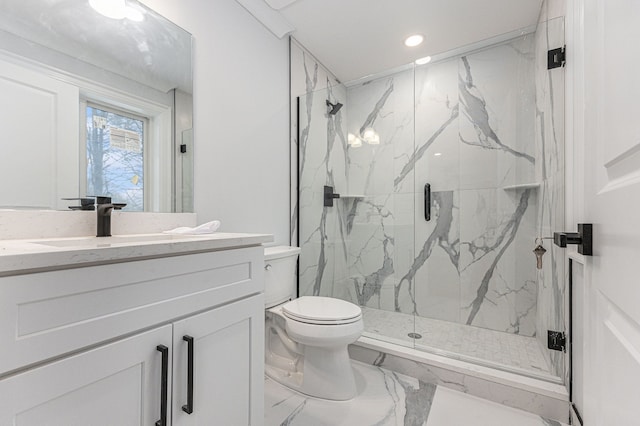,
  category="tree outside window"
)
[86,105,145,211]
